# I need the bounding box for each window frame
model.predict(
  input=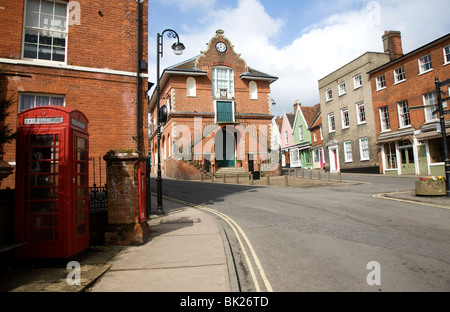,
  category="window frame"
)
[19,92,65,112]
[356,101,366,125]
[353,74,363,90]
[423,91,438,123]
[397,100,411,128]
[418,54,433,75]
[325,89,333,102]
[328,113,336,133]
[379,106,390,132]
[338,82,346,96]
[394,66,406,84]
[298,125,304,141]
[22,0,69,63]
[444,45,450,65]
[212,66,234,99]
[343,141,353,163]
[375,74,386,91]
[341,107,350,129]
[359,137,370,161]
